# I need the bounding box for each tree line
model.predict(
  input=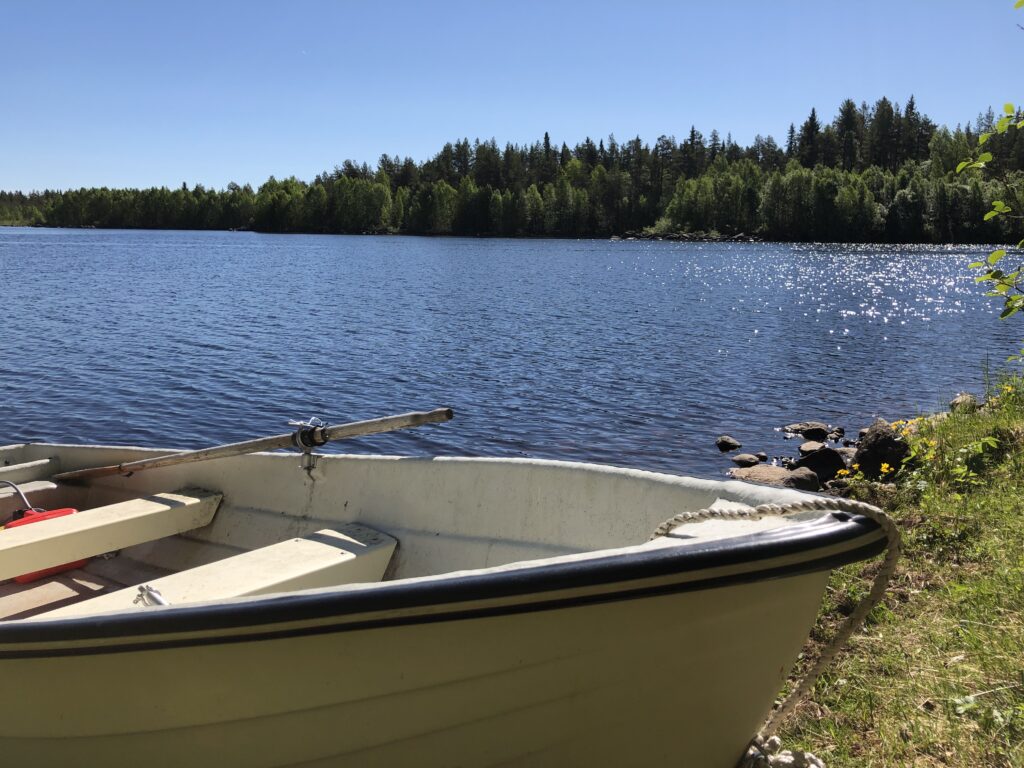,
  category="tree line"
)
[4,96,1023,243]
